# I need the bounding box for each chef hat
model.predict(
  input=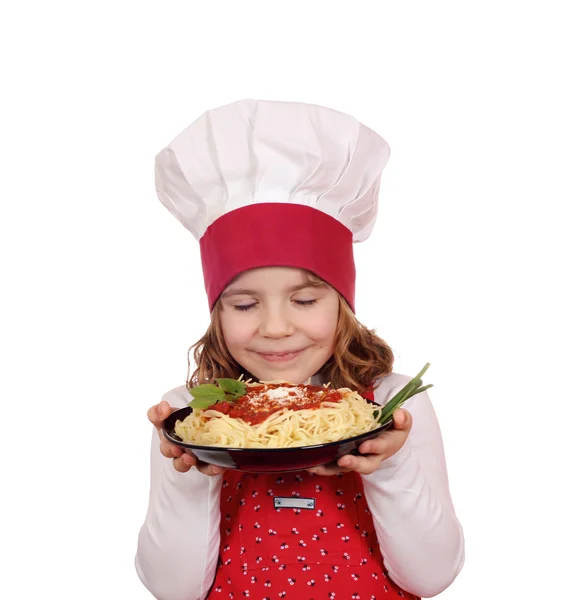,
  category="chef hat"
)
[155,99,390,311]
